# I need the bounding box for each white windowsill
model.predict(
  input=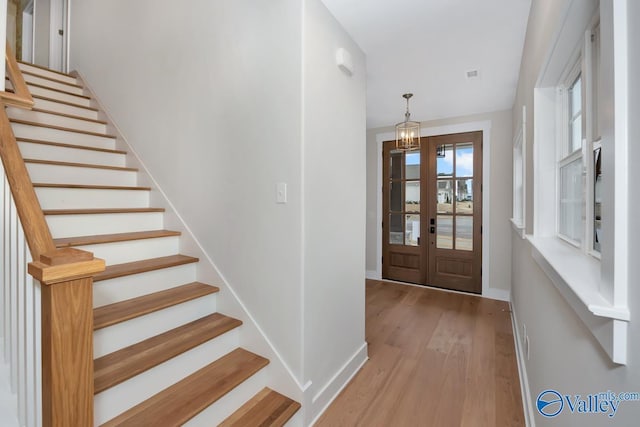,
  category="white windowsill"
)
[526,235,629,321]
[510,218,526,239]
